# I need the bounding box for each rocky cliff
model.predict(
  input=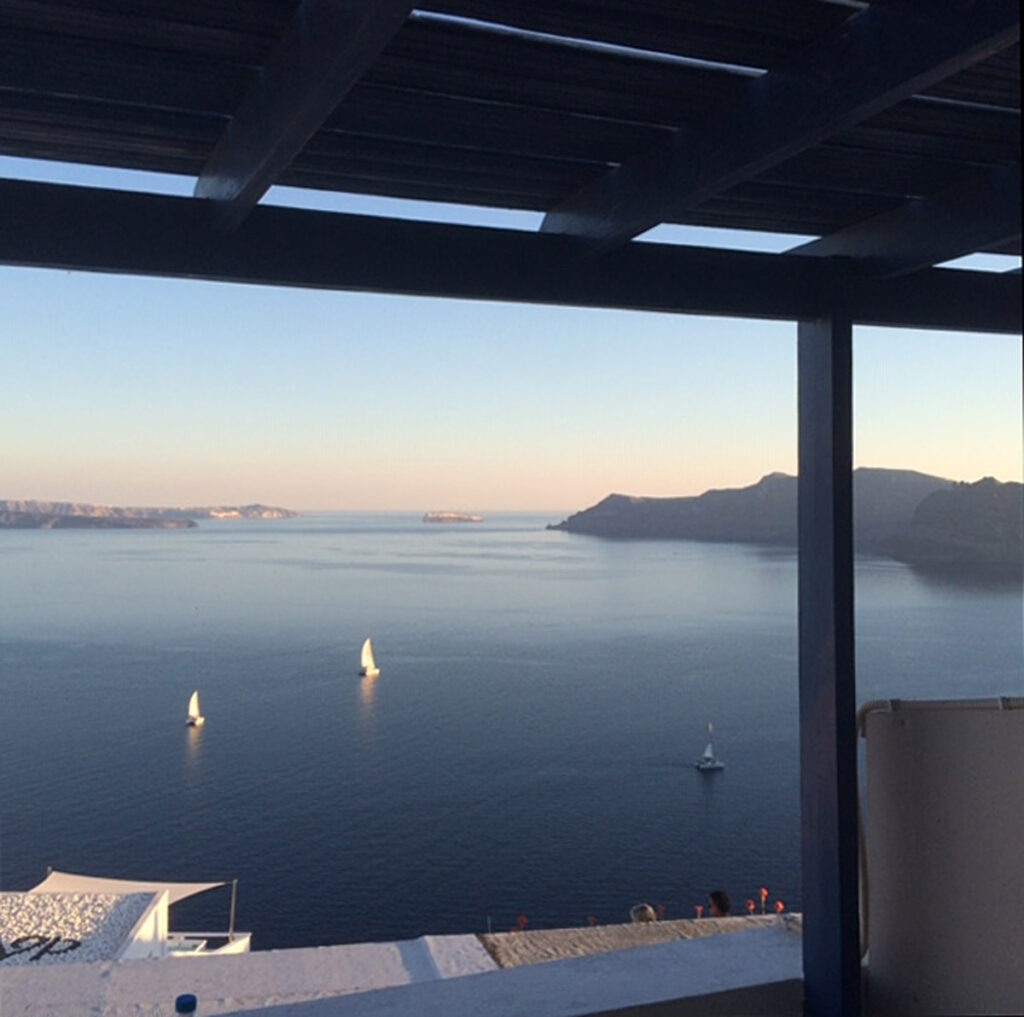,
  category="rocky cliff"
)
[881,478,1023,572]
[548,468,954,552]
